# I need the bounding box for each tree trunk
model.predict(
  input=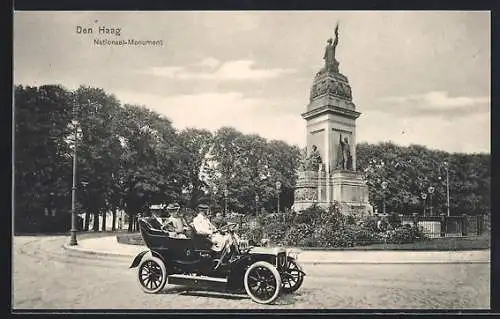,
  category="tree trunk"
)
[84,211,91,231]
[102,211,107,231]
[92,212,100,231]
[128,214,133,232]
[112,209,117,231]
